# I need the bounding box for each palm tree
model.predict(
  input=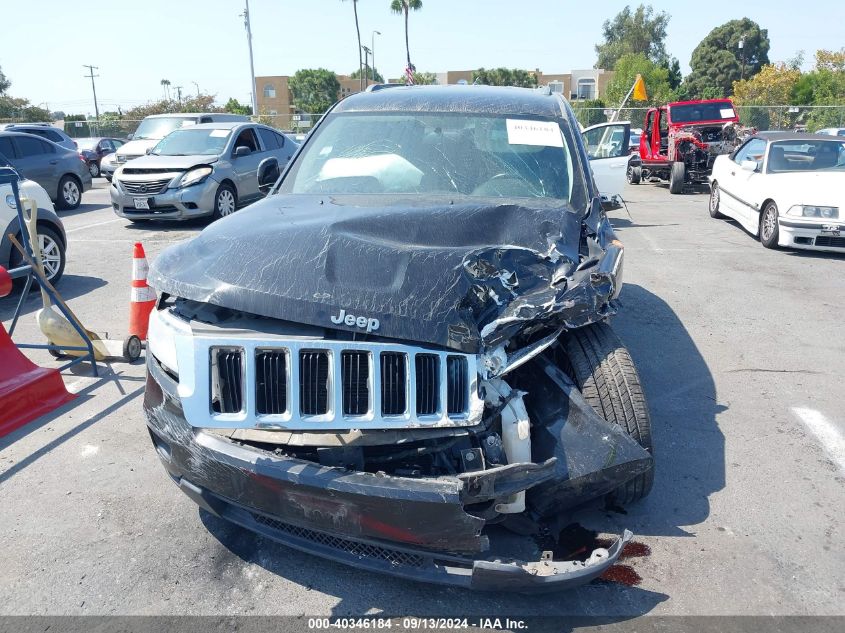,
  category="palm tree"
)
[390,0,422,73]
[342,1,364,91]
[160,78,171,101]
